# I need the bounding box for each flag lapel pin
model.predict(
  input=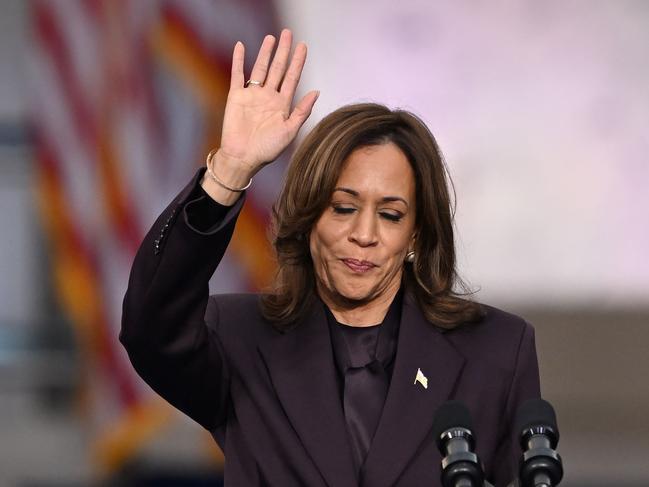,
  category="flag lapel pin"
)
[414,367,428,389]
